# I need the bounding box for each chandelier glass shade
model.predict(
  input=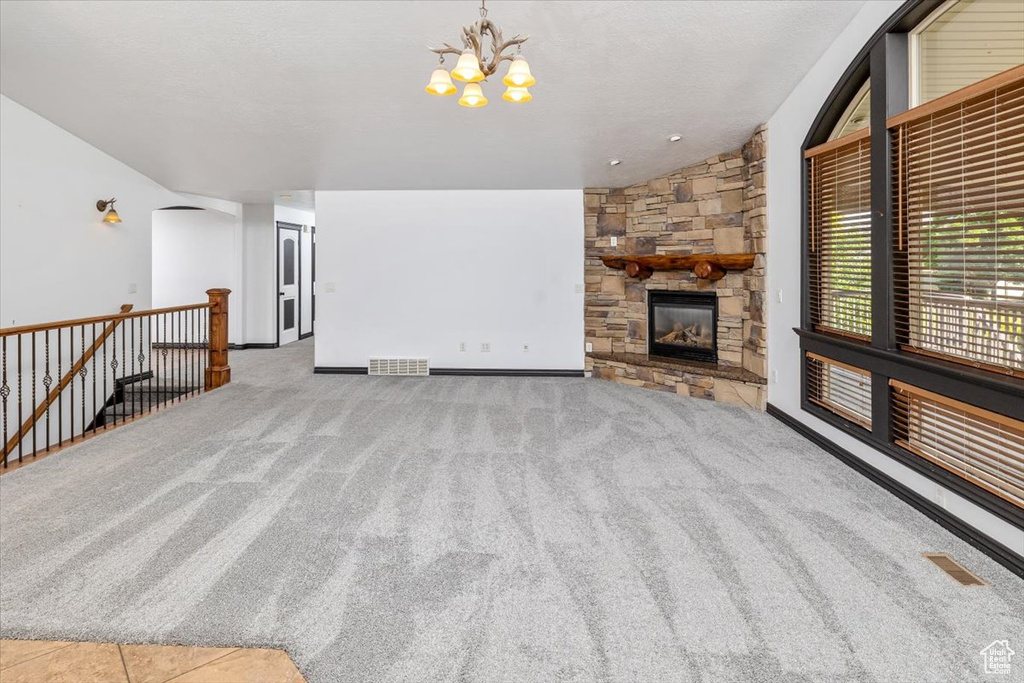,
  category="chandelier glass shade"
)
[501,85,531,103]
[425,68,457,95]
[458,83,488,108]
[502,57,535,87]
[426,1,534,108]
[451,50,485,82]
